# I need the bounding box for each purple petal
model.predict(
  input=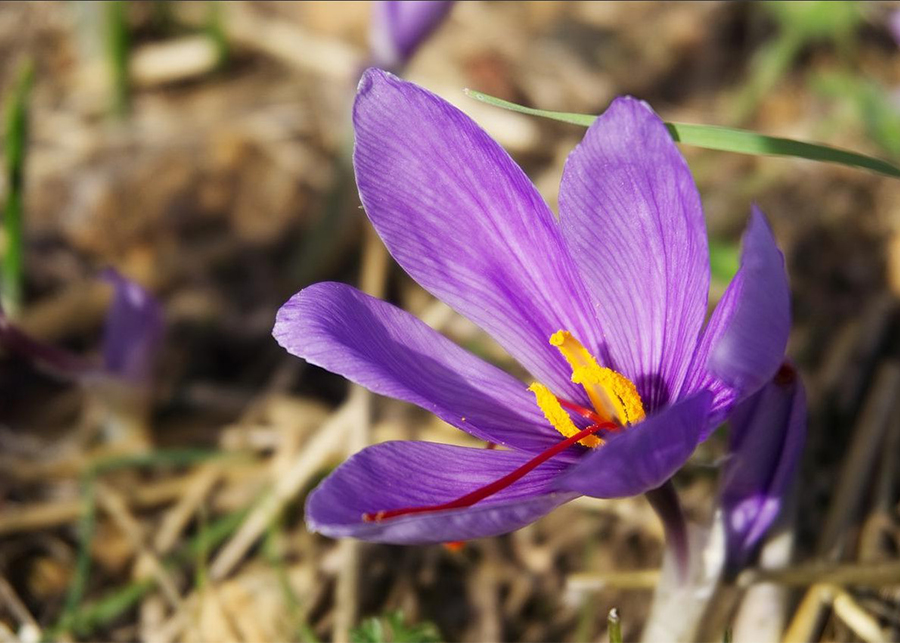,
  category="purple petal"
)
[100,269,164,384]
[554,391,713,499]
[370,1,454,71]
[682,207,790,429]
[306,441,576,544]
[558,96,710,411]
[721,365,806,569]
[353,69,603,403]
[274,282,577,456]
